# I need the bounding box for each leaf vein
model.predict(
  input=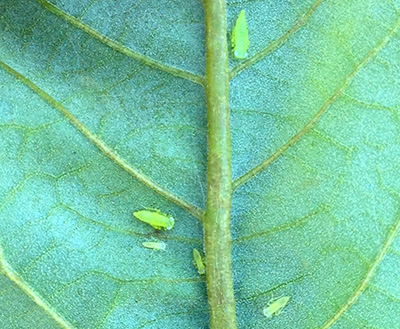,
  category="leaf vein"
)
[320,201,400,328]
[96,286,122,329]
[230,0,323,79]
[369,284,400,305]
[232,205,329,244]
[236,274,308,303]
[0,245,75,329]
[233,15,400,190]
[36,0,205,86]
[60,204,201,244]
[0,60,204,221]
